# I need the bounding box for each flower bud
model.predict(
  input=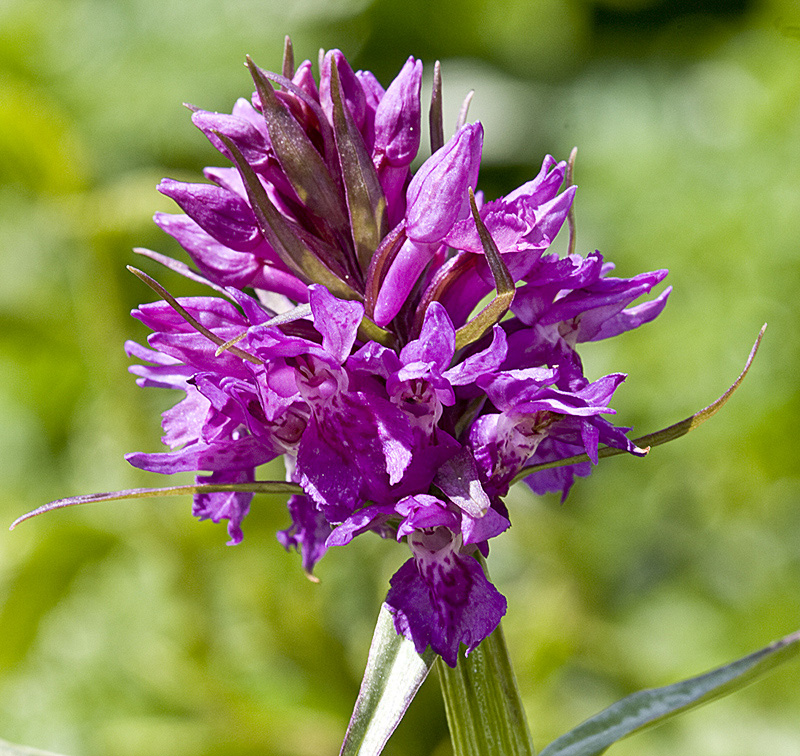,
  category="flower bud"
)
[373,57,423,168]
